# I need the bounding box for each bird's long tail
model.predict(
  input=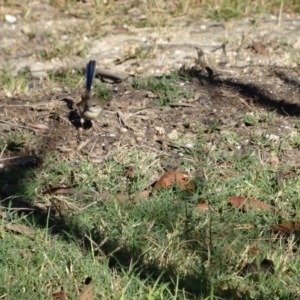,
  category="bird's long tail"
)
[85,60,96,96]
